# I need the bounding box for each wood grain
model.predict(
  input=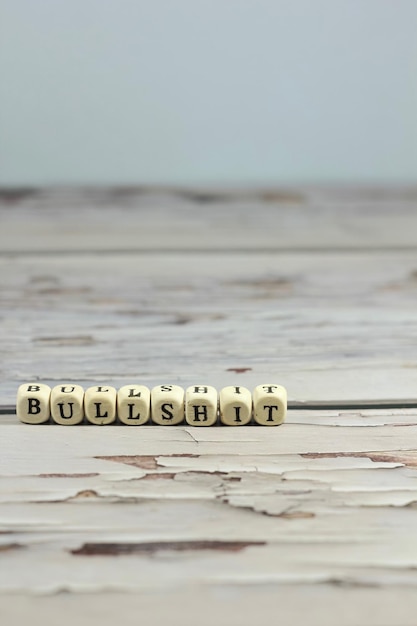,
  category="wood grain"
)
[1,250,417,404]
